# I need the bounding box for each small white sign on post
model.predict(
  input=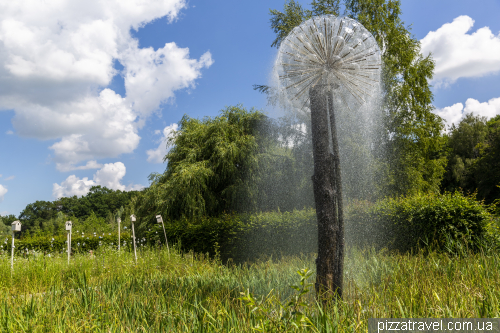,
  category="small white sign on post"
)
[156,214,170,254]
[11,220,21,273]
[66,221,72,264]
[130,214,137,263]
[117,217,121,251]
